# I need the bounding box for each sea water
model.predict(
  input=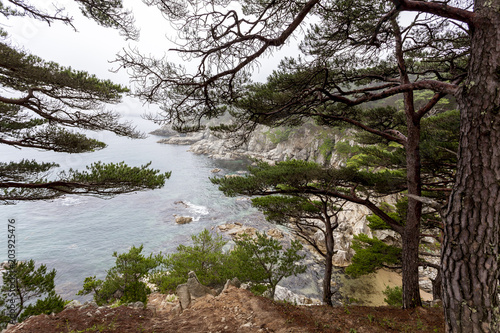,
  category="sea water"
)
[0,115,267,301]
